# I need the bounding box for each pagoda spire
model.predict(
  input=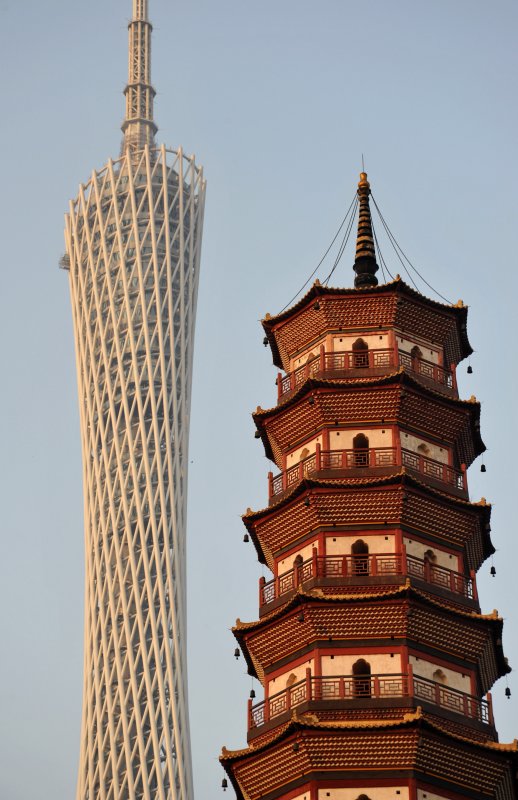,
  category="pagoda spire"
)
[353,171,379,288]
[121,0,158,154]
